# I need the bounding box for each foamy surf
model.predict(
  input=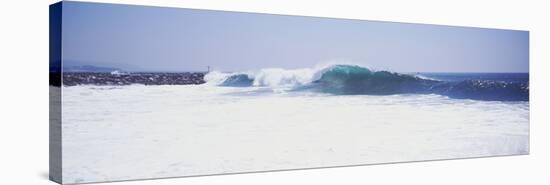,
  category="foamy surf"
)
[61,84,529,184]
